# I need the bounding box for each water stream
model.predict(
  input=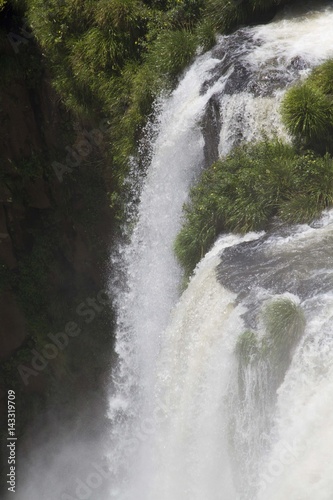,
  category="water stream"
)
[109,3,333,499]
